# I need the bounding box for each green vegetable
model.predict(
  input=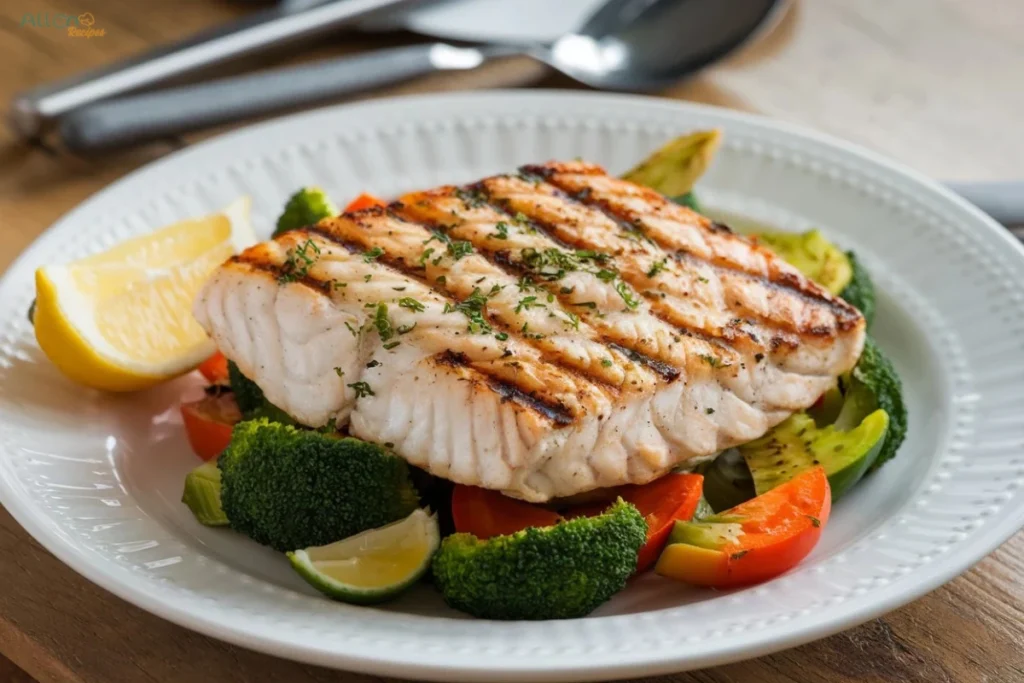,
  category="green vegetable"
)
[273,187,338,238]
[674,191,701,212]
[219,419,420,551]
[182,461,229,526]
[622,129,722,198]
[693,495,715,521]
[227,360,295,425]
[740,407,889,502]
[432,499,647,620]
[753,229,853,295]
[849,337,907,471]
[698,449,756,513]
[839,251,876,326]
